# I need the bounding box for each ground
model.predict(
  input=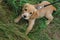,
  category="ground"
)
[0,0,60,40]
